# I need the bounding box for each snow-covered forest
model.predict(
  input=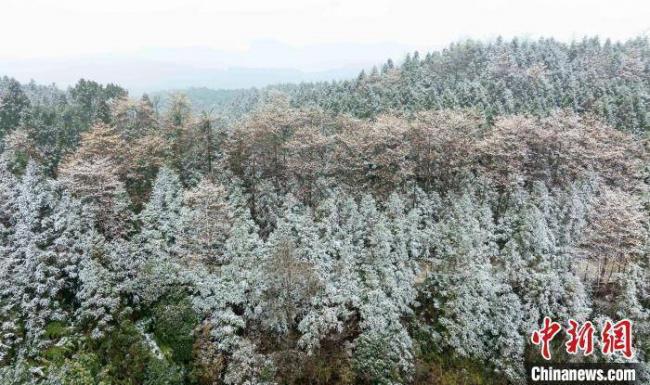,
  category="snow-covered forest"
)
[0,37,649,385]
